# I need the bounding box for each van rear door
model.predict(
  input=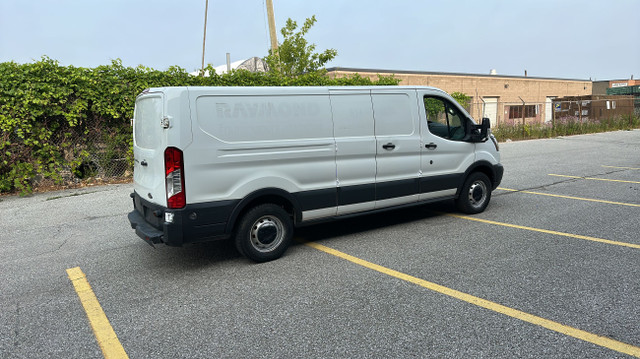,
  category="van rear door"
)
[132,90,167,206]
